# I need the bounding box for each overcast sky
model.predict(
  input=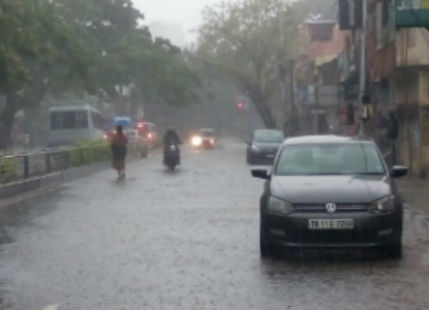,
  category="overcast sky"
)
[132,0,221,45]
